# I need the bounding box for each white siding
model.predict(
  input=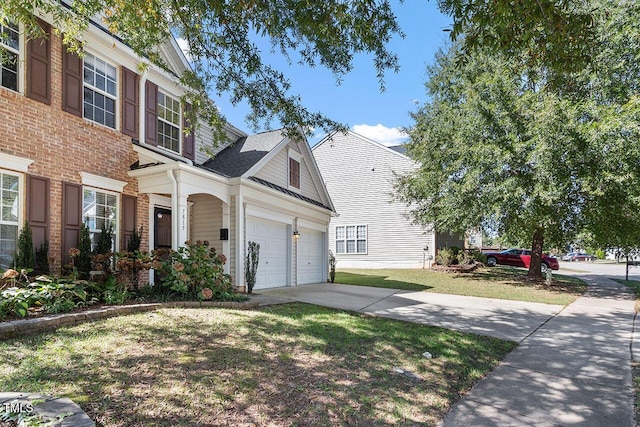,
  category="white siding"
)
[255,149,288,187]
[314,132,435,268]
[254,141,322,203]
